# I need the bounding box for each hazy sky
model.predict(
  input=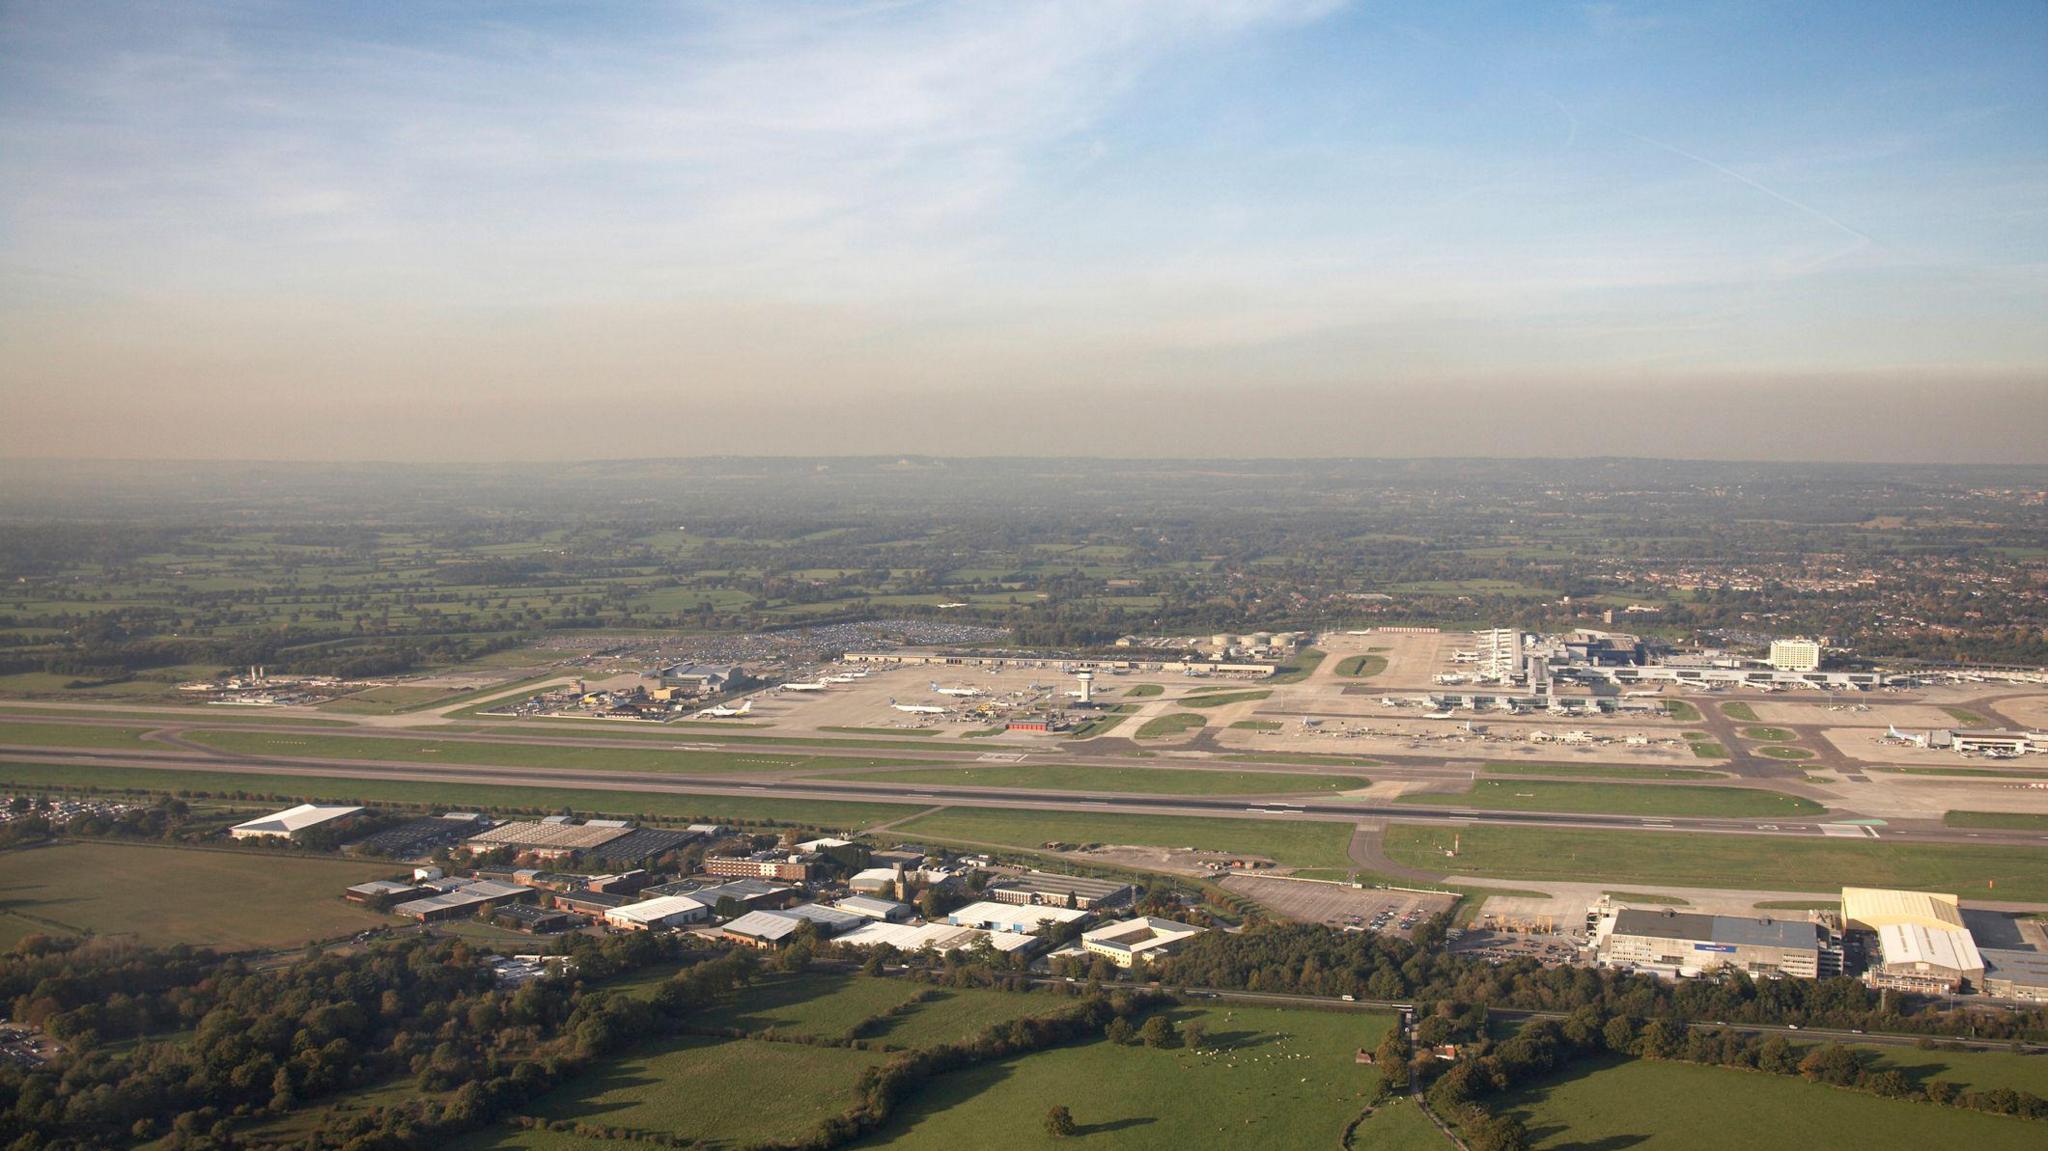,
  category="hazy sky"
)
[2,1,2045,462]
